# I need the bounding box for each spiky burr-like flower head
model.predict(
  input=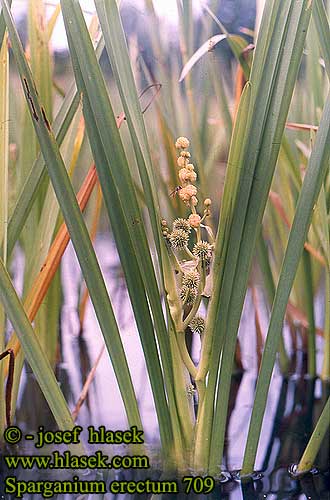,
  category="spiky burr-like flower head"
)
[192,241,213,261]
[169,229,189,249]
[180,285,197,305]
[182,269,200,290]
[173,218,191,234]
[189,316,205,335]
